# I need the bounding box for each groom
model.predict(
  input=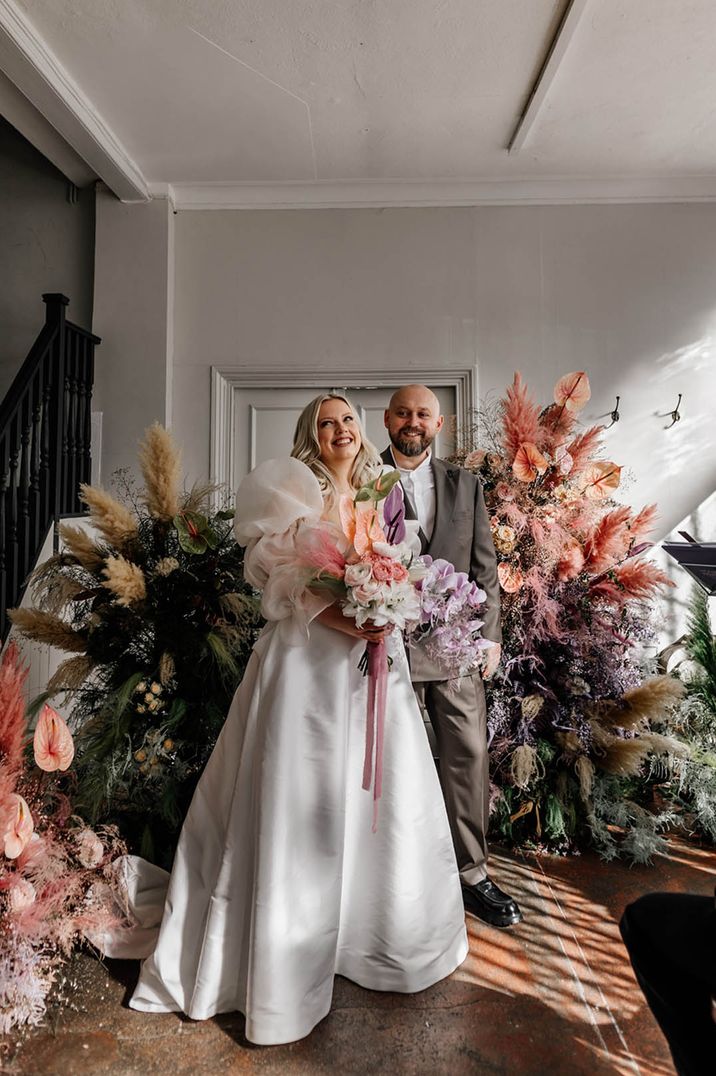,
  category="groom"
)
[382,384,522,928]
